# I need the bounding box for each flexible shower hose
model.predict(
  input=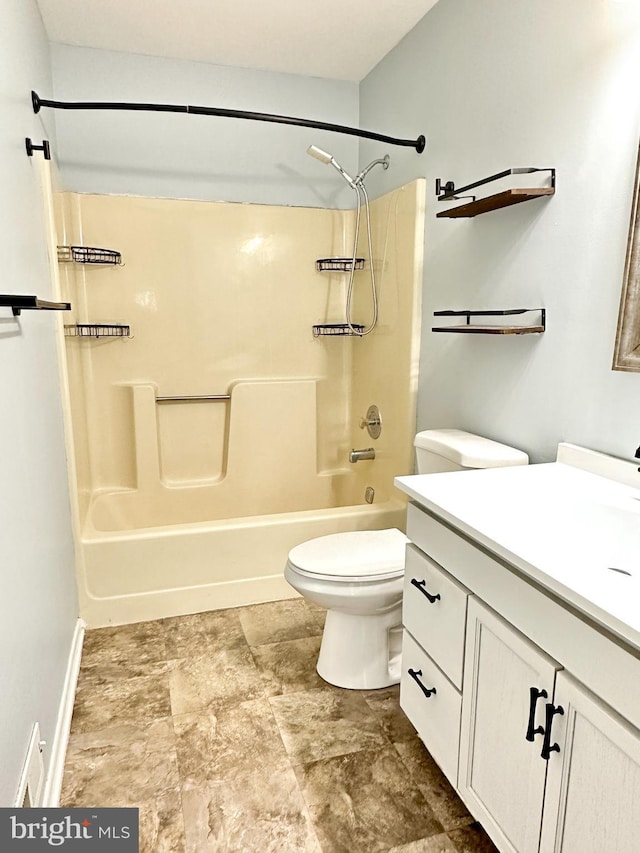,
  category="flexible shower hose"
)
[345,180,378,336]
